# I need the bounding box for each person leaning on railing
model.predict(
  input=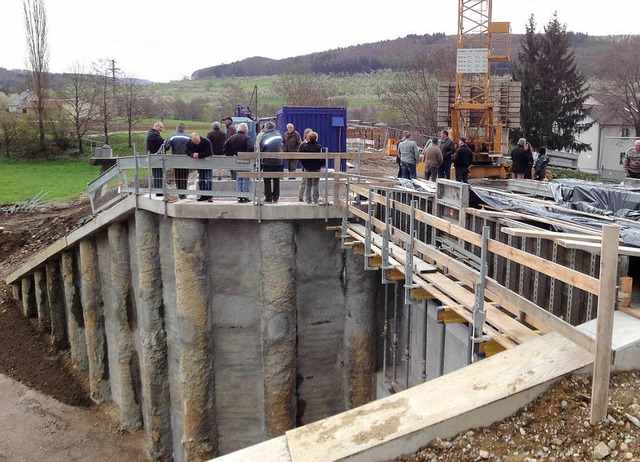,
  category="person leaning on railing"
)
[185,133,214,202]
